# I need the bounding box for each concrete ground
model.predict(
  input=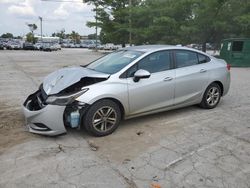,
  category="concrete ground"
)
[0,49,250,188]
